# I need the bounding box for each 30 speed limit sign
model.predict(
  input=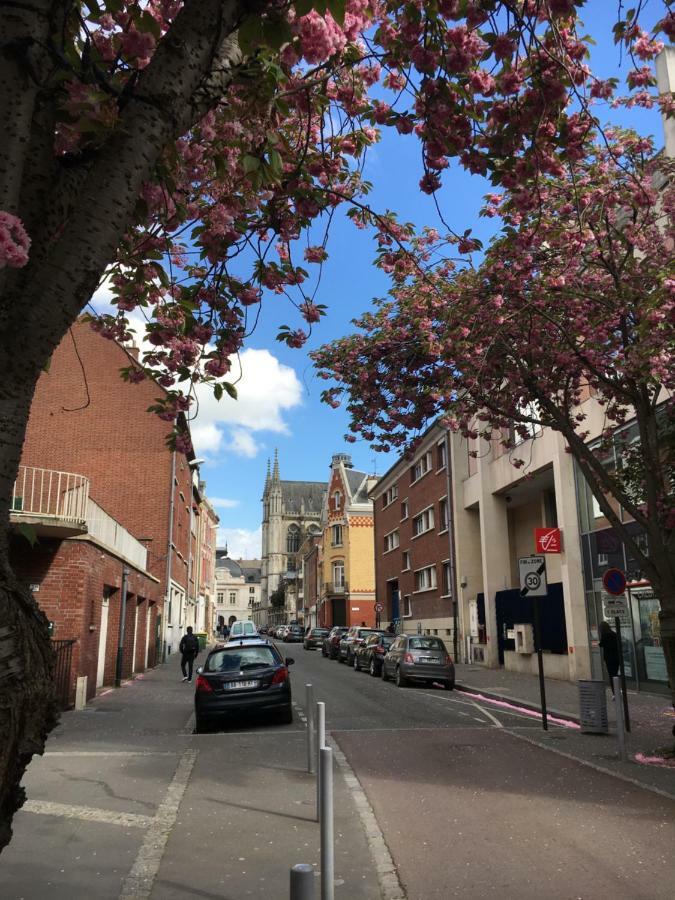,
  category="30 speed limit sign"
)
[519,556,548,597]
